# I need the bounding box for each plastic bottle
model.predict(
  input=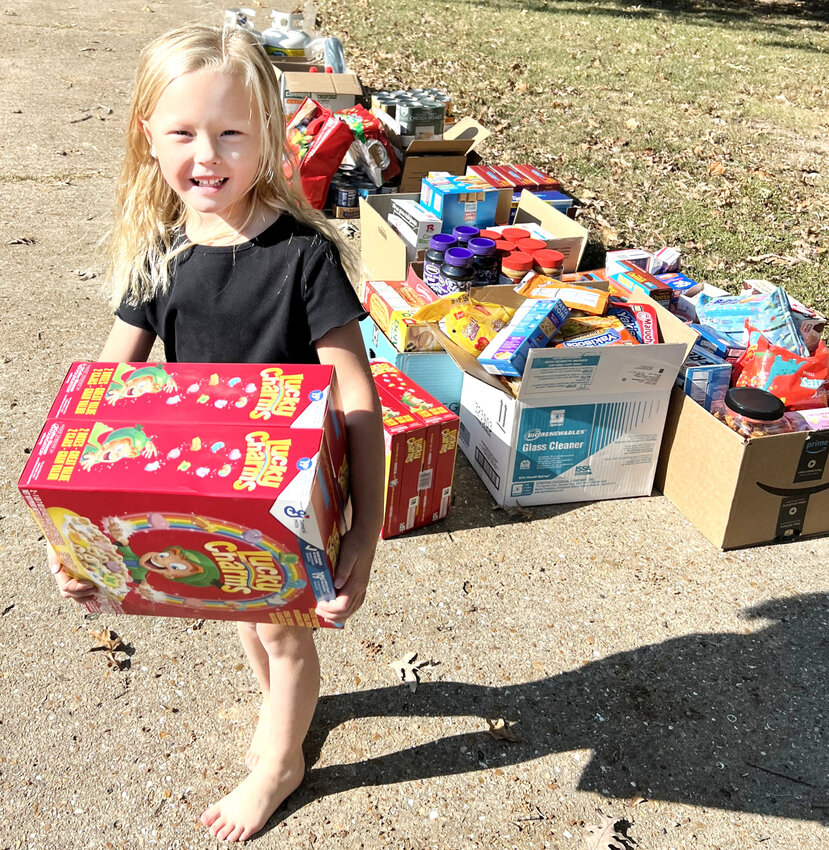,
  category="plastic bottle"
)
[501,227,531,244]
[423,234,456,292]
[516,237,547,256]
[467,238,499,287]
[716,387,794,438]
[451,225,480,247]
[262,11,310,57]
[438,247,474,295]
[224,8,265,44]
